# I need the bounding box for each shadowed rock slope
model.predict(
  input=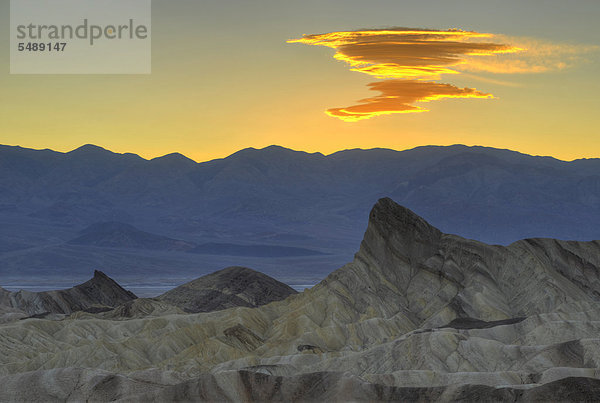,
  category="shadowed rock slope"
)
[0,270,136,318]
[158,266,298,312]
[1,198,600,401]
